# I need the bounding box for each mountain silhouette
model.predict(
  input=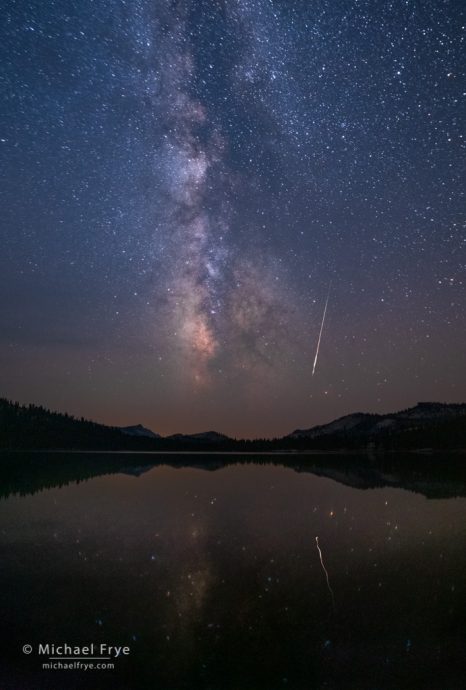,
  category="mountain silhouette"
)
[1,398,465,452]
